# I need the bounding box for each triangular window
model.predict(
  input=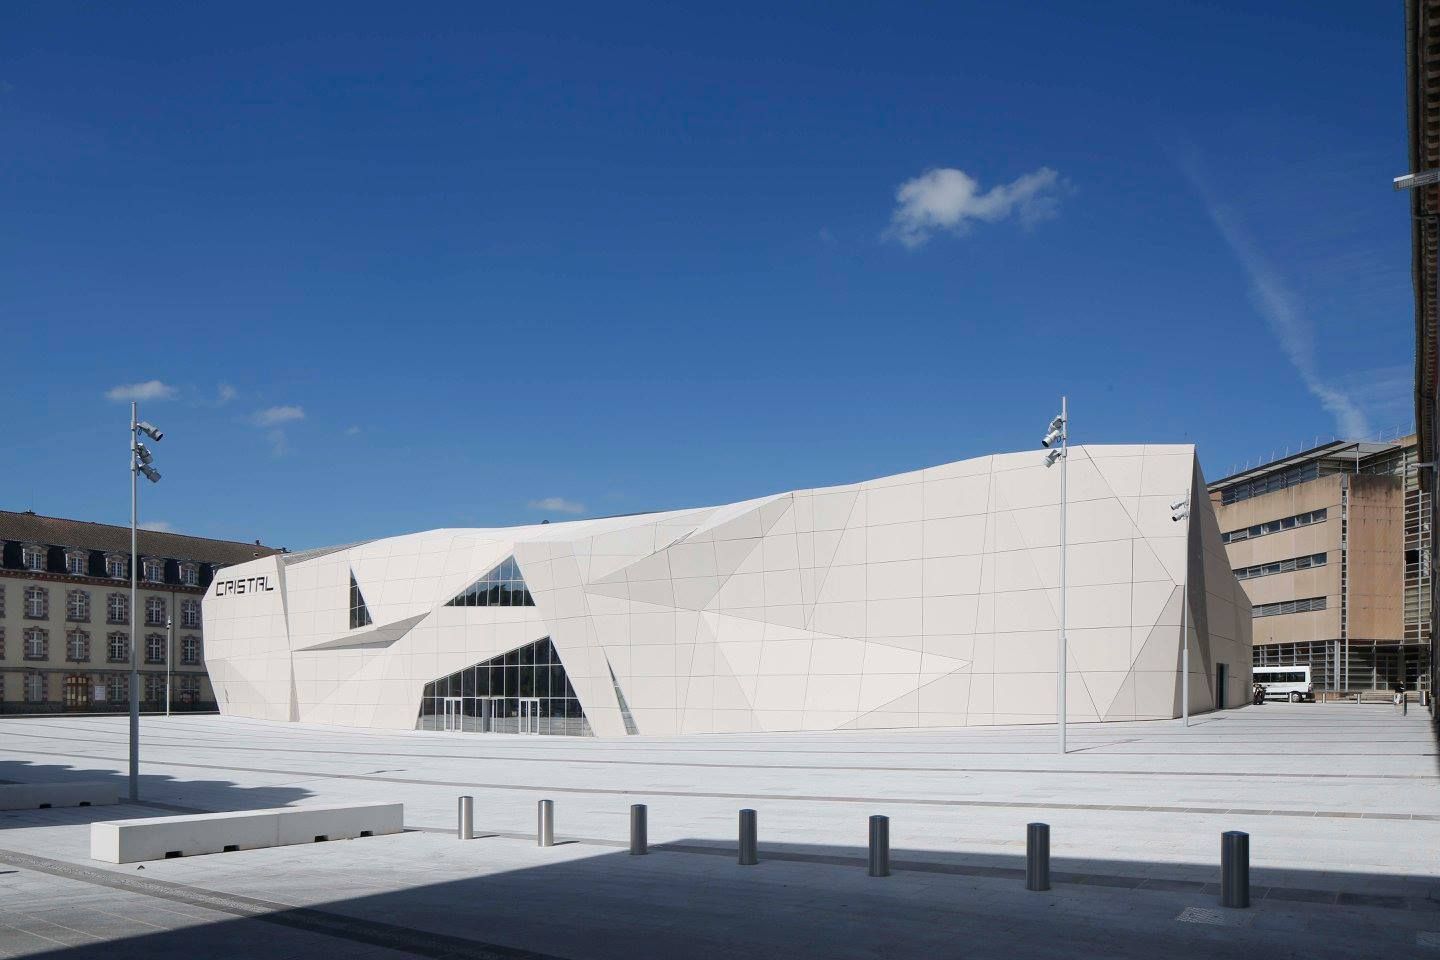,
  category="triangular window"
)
[445,556,534,607]
[418,636,591,736]
[349,572,373,629]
